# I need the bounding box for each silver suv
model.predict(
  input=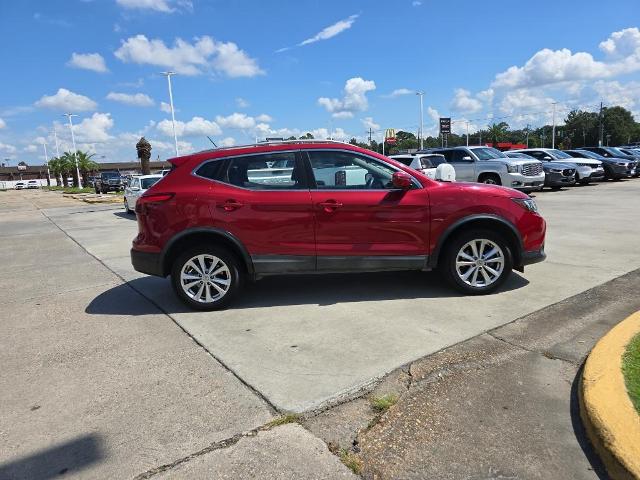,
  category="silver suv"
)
[422,146,545,191]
